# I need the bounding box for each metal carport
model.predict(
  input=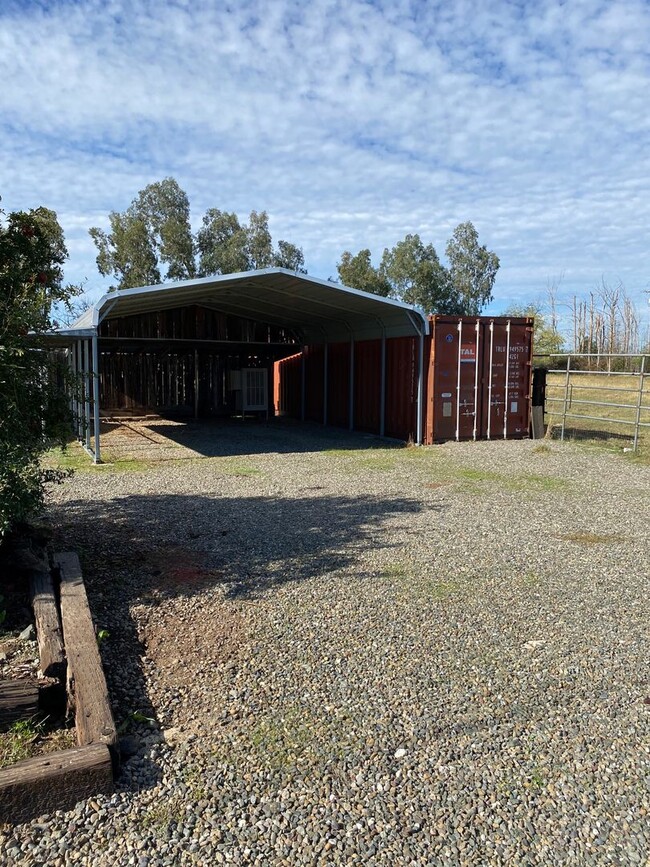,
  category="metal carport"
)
[50,269,429,462]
